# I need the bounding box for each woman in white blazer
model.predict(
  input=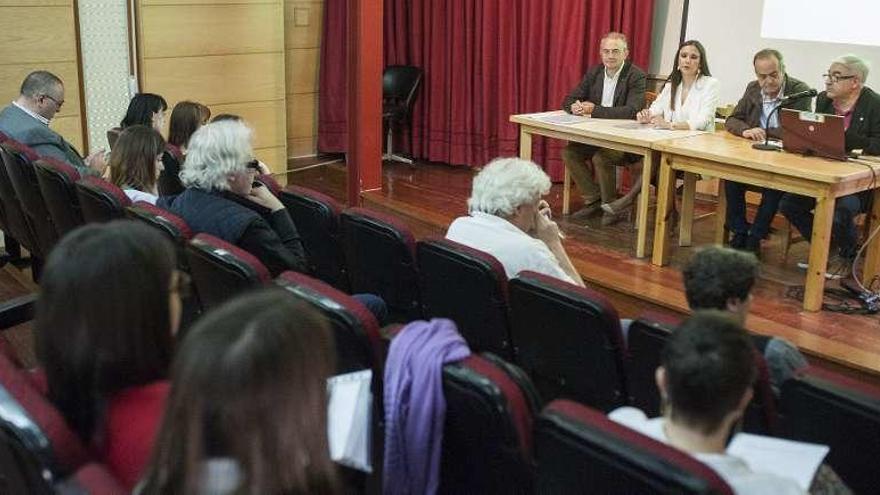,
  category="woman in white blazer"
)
[603,40,719,215]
